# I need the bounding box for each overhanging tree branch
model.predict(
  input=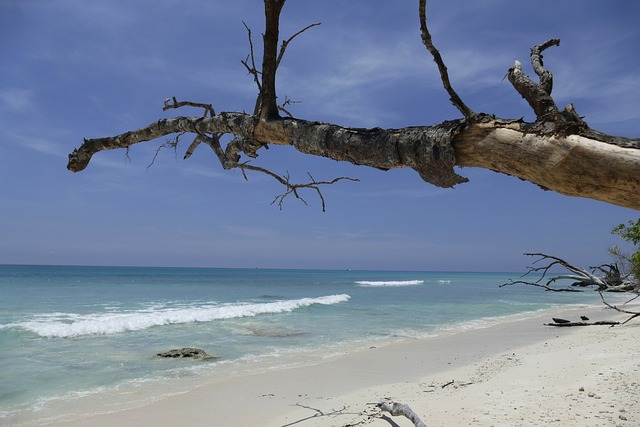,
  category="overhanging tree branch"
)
[66,1,640,210]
